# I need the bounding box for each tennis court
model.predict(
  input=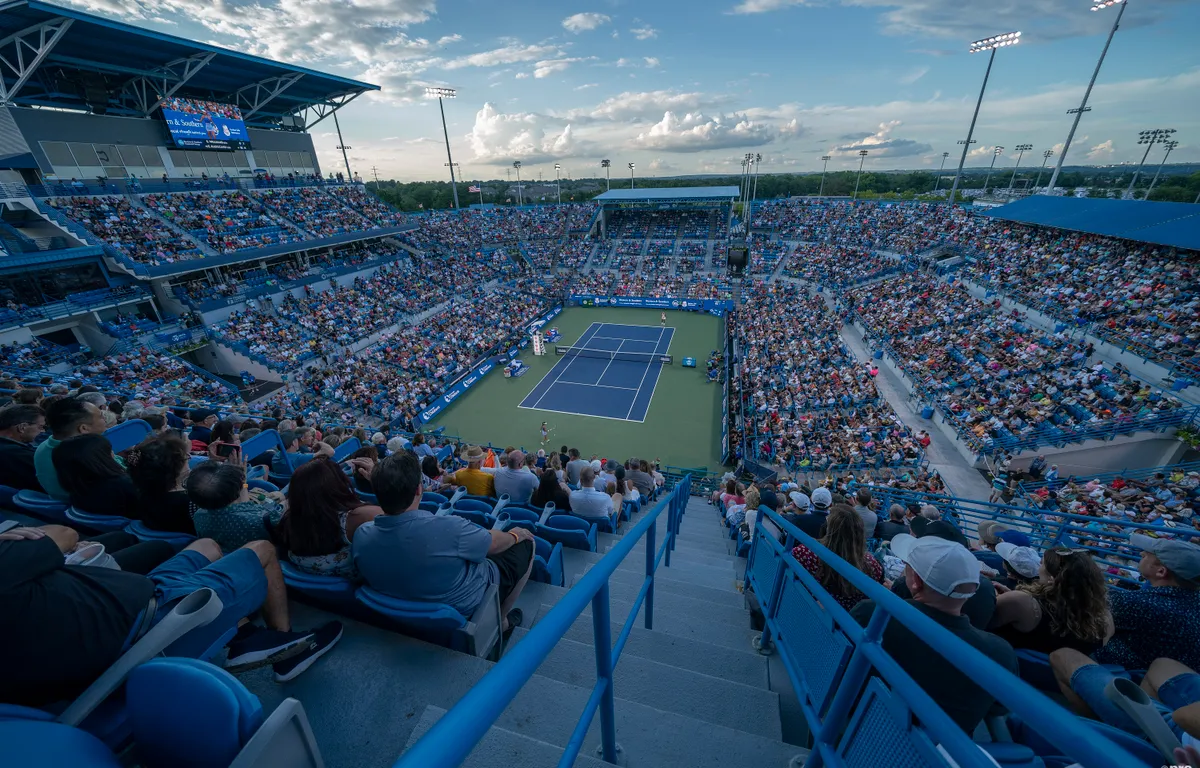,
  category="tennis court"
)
[518,322,674,422]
